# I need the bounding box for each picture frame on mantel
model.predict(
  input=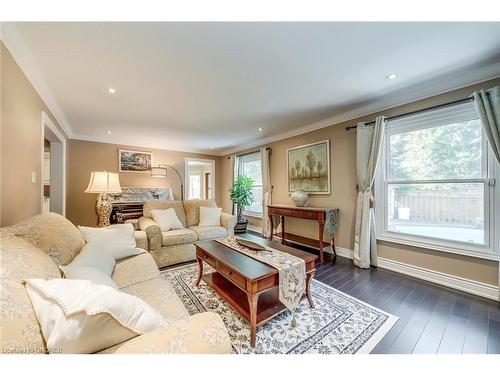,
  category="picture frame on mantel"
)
[119,149,153,173]
[287,139,331,194]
